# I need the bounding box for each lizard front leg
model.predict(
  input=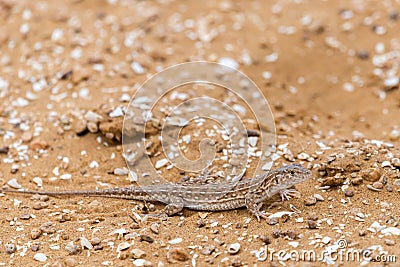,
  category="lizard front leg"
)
[245,194,270,222]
